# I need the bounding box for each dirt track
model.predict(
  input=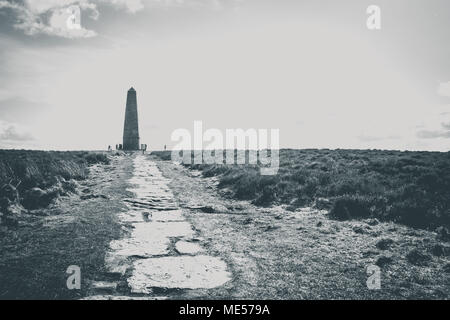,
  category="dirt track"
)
[84,155,231,299]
